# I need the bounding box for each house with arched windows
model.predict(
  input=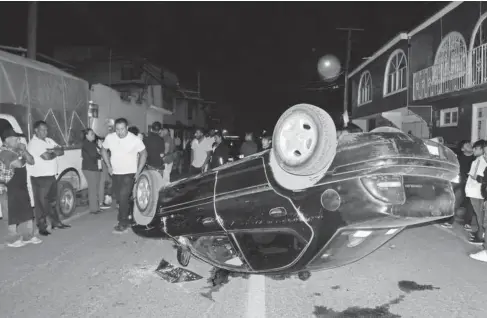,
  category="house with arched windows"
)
[349,1,487,145]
